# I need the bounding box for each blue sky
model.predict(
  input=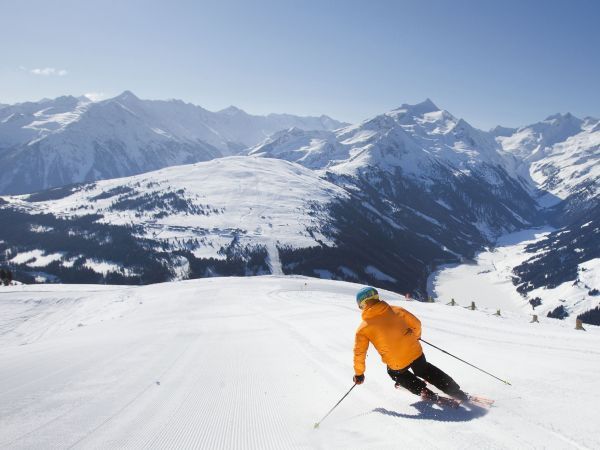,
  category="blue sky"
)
[1,0,598,128]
